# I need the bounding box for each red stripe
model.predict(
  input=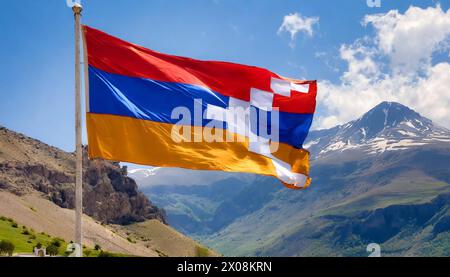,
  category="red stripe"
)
[83,25,316,114]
